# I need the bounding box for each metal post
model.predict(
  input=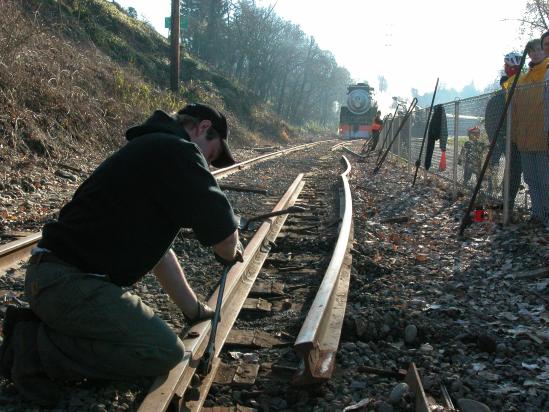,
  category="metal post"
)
[387,118,392,152]
[453,100,460,198]
[407,114,412,173]
[170,0,180,92]
[395,117,401,158]
[503,102,512,225]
